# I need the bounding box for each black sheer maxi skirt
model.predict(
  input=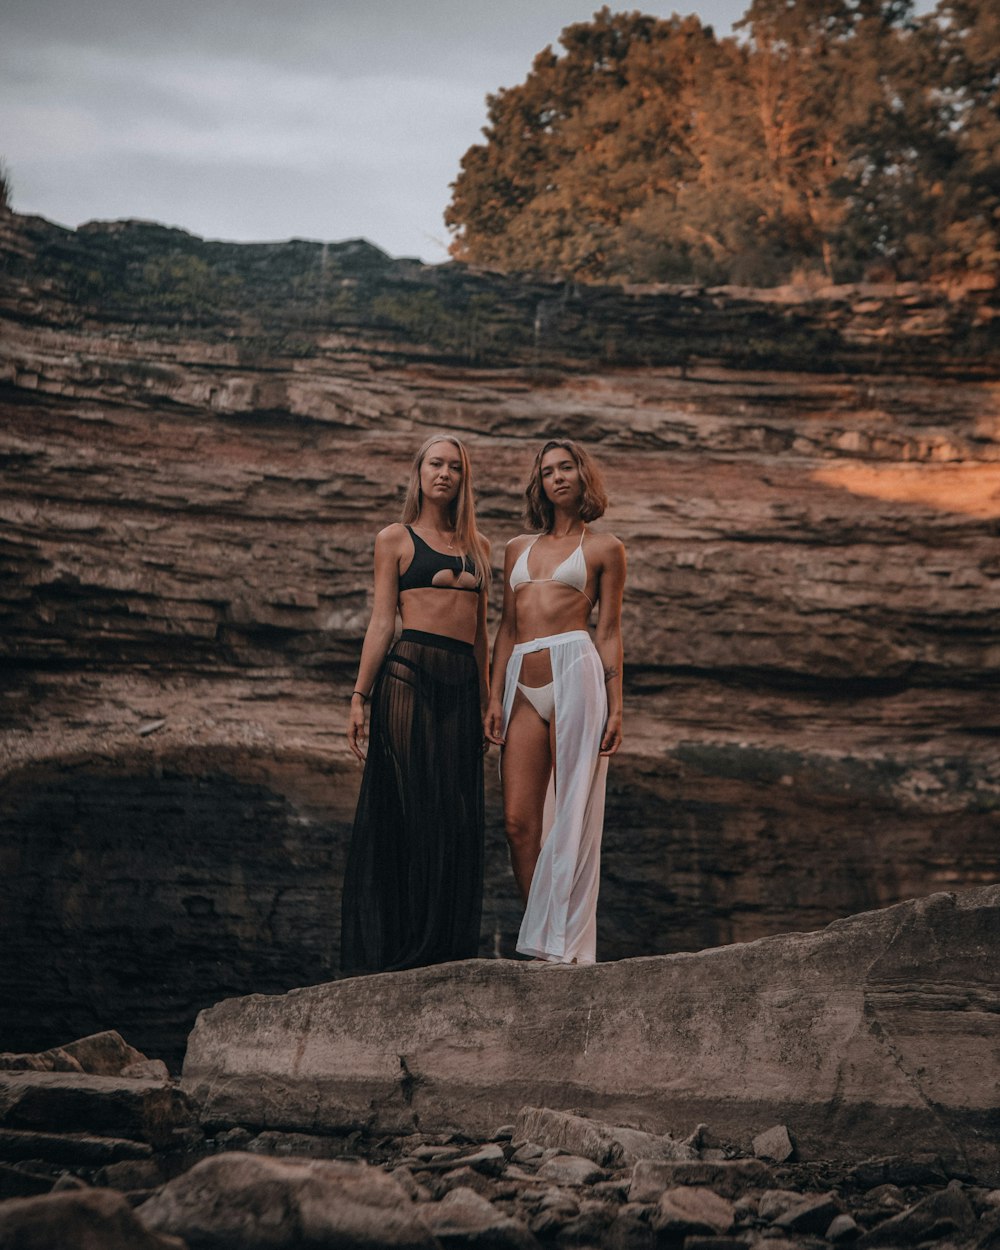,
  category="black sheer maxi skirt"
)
[340,629,484,975]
